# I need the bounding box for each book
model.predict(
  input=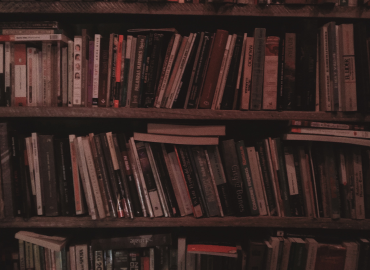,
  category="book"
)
[282,33,296,110]
[314,243,346,270]
[187,244,238,258]
[283,133,370,147]
[14,44,26,106]
[289,120,364,130]
[133,132,218,145]
[147,123,225,137]
[240,37,254,110]
[15,231,67,252]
